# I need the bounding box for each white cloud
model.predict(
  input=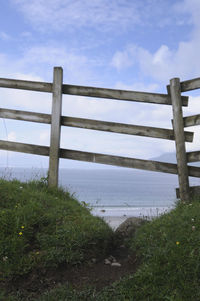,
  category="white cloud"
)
[39,130,50,144]
[111,46,137,71]
[114,81,159,93]
[12,0,140,32]
[110,0,200,82]
[7,131,16,141]
[0,32,11,41]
